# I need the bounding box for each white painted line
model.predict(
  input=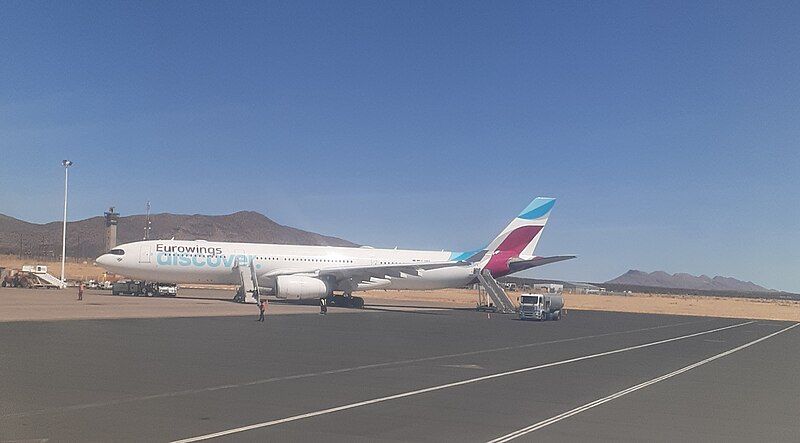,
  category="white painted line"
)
[0,439,49,443]
[170,321,753,442]
[441,364,485,370]
[2,318,710,420]
[487,322,799,443]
